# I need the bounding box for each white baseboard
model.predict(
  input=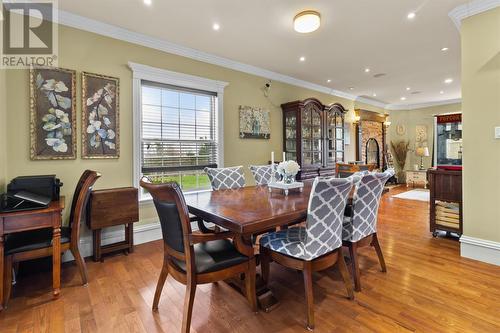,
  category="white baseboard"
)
[460,235,500,266]
[62,218,162,262]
